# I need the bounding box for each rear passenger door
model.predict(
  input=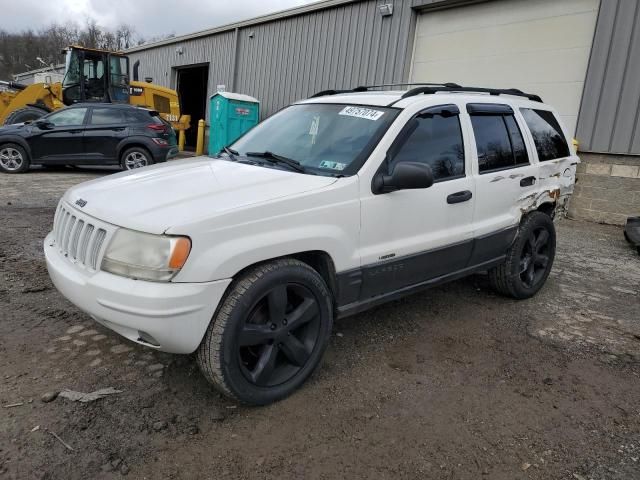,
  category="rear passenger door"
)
[83,107,128,164]
[466,103,539,265]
